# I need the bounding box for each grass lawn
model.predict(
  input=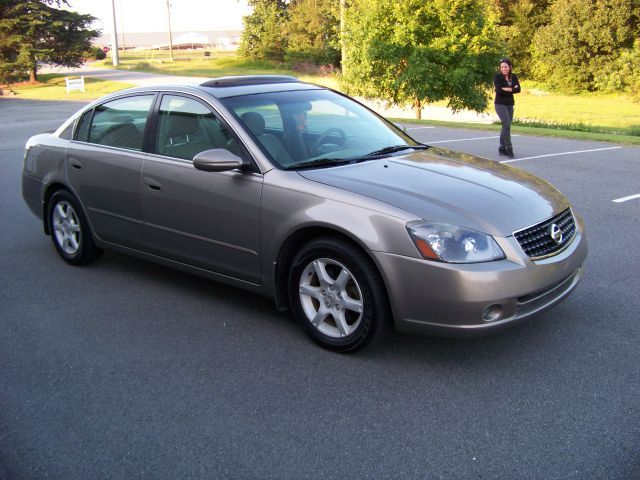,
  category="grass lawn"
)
[390,117,640,146]
[513,89,640,133]
[5,74,134,101]
[7,51,640,144]
[94,50,342,88]
[98,51,639,130]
